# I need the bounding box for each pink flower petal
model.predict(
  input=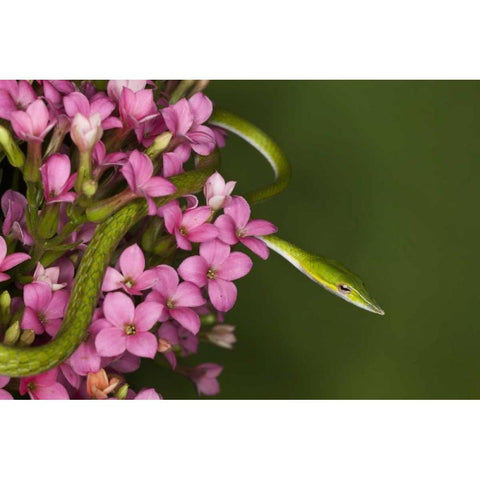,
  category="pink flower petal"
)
[0,252,30,271]
[24,282,52,311]
[188,92,213,125]
[208,278,237,312]
[21,307,44,334]
[0,236,6,263]
[101,267,124,292]
[160,201,182,234]
[170,307,201,335]
[135,388,162,400]
[215,214,238,245]
[187,223,218,243]
[224,196,251,229]
[173,282,206,308]
[44,289,69,320]
[162,98,193,136]
[177,256,208,287]
[134,301,163,331]
[95,327,127,357]
[244,219,277,236]
[182,206,212,230]
[119,243,145,281]
[126,331,157,358]
[216,251,253,281]
[35,382,69,400]
[199,240,230,267]
[154,265,179,298]
[142,177,176,197]
[103,292,135,327]
[241,237,270,259]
